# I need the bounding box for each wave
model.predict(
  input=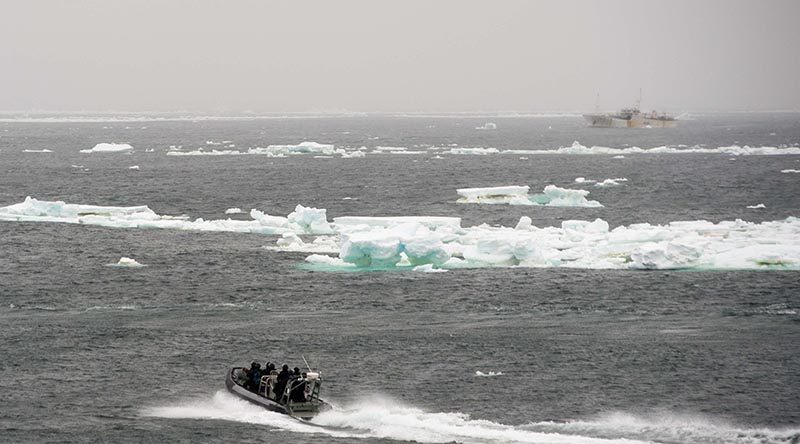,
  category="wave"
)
[142,392,798,444]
